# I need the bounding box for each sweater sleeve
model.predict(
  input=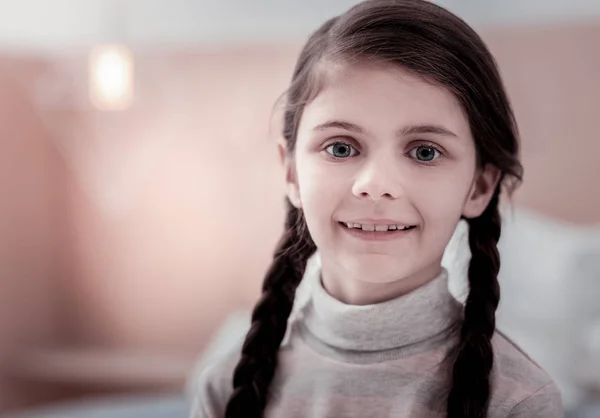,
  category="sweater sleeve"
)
[505,382,564,418]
